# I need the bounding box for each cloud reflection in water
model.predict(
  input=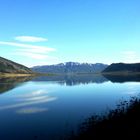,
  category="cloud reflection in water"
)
[17,107,48,114]
[0,89,57,113]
